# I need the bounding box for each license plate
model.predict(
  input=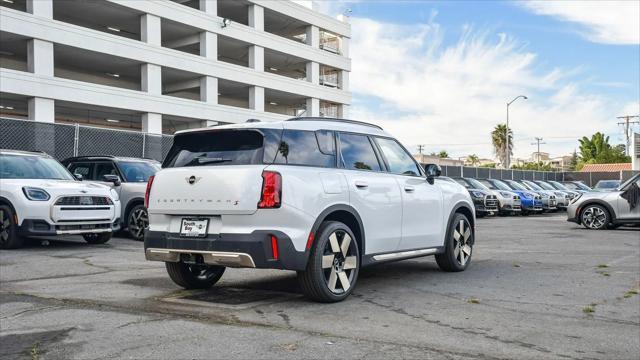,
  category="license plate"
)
[180,218,209,237]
